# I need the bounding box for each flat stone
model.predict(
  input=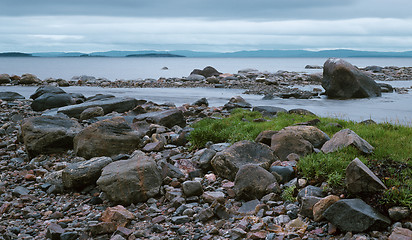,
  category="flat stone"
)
[202,191,225,203]
[101,205,135,228]
[313,195,340,221]
[238,199,260,214]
